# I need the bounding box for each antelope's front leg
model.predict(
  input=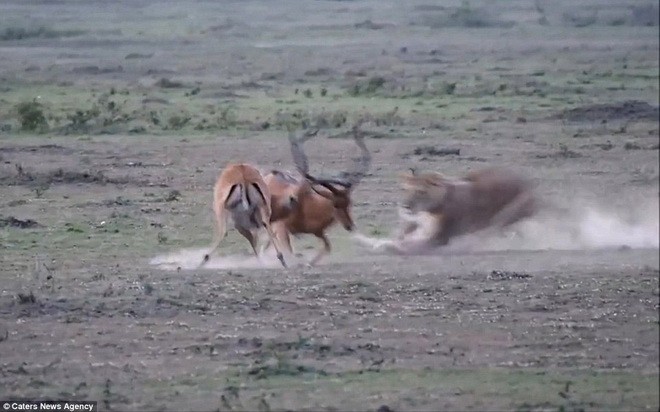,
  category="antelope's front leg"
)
[258,208,288,268]
[268,221,297,265]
